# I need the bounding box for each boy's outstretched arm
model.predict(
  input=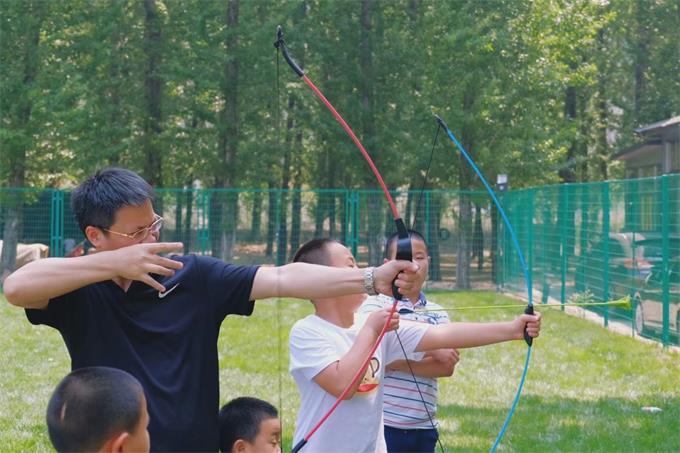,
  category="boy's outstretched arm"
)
[414,313,541,352]
[250,260,418,300]
[312,309,399,399]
